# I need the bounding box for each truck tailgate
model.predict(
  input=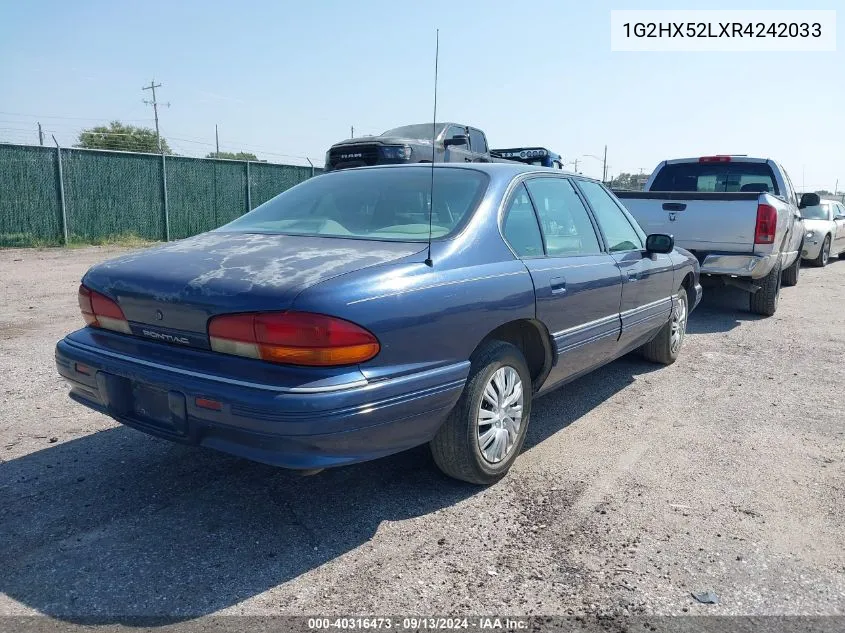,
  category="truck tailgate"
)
[616,192,760,252]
